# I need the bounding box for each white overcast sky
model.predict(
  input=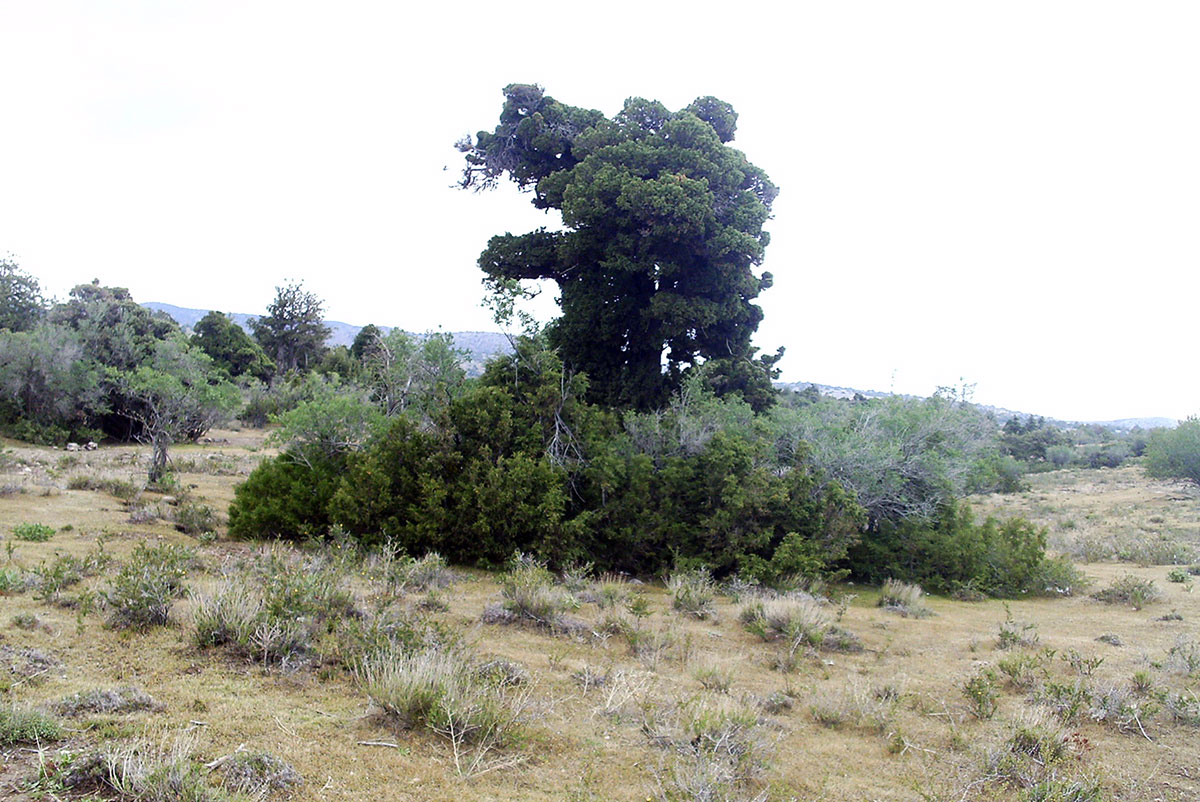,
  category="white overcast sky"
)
[1,1,1196,422]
